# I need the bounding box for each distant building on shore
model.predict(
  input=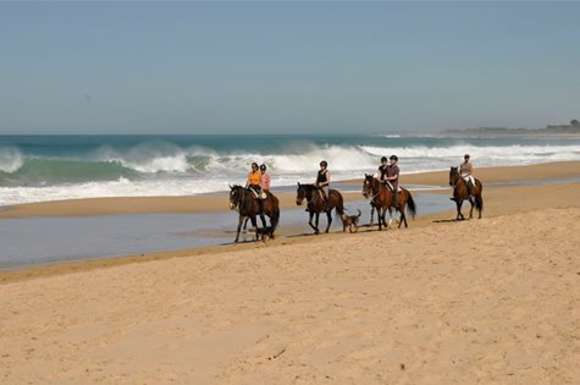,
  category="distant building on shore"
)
[445,119,580,136]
